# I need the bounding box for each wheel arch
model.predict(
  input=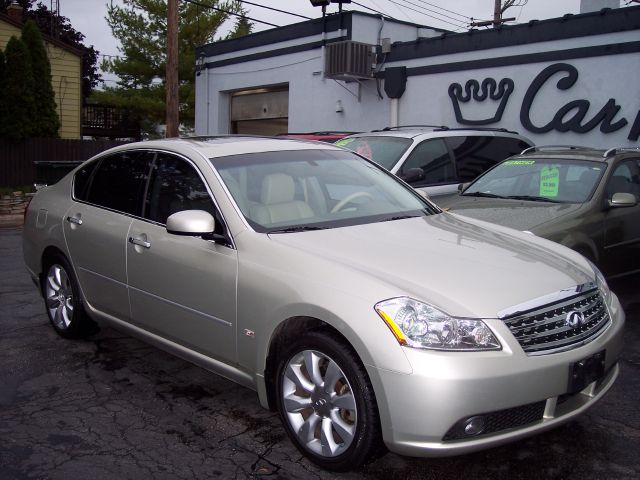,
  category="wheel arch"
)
[40,246,70,291]
[263,316,363,411]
